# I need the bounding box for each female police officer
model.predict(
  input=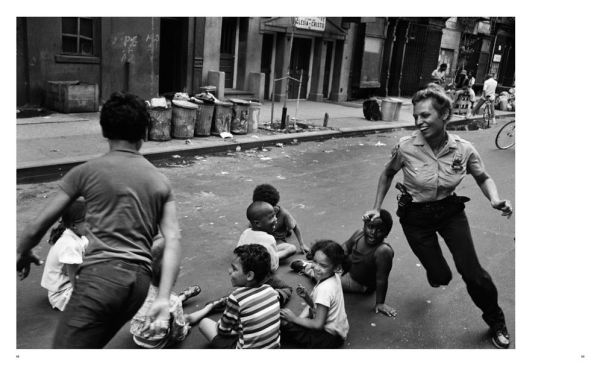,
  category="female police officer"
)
[364,85,513,349]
